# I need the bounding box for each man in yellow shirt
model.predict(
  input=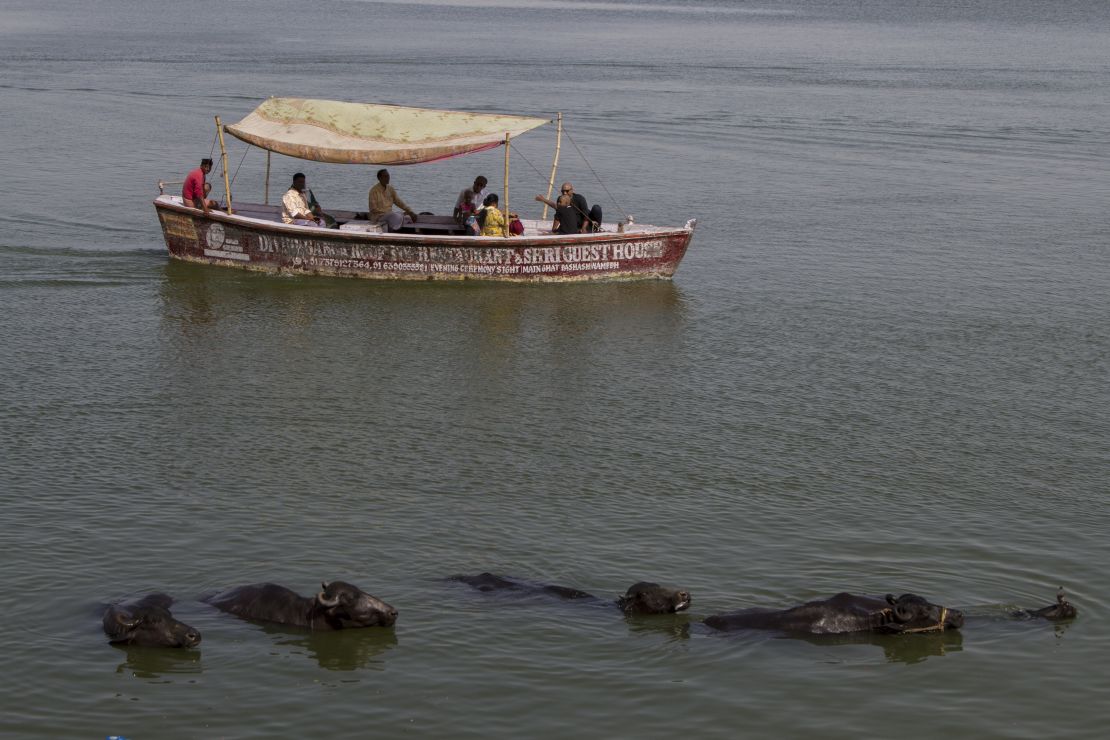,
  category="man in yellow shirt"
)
[368,169,417,232]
